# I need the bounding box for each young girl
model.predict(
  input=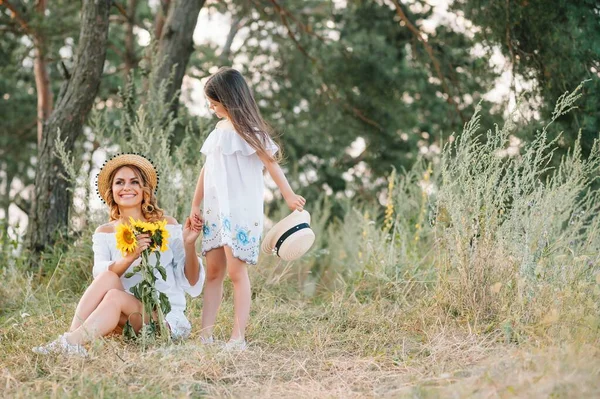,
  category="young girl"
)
[190,67,305,349]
